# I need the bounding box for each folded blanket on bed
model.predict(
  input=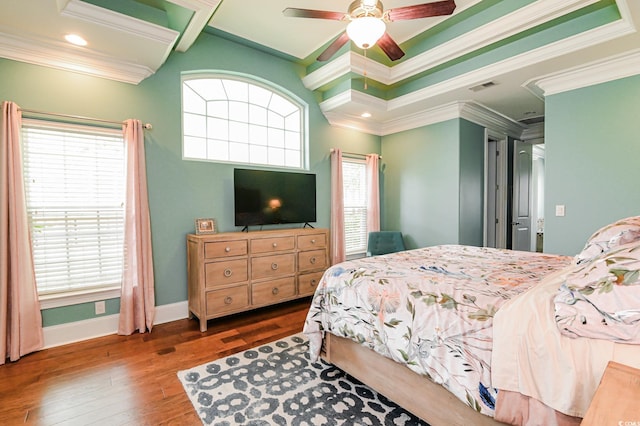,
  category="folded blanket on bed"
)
[492,267,640,418]
[554,242,640,343]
